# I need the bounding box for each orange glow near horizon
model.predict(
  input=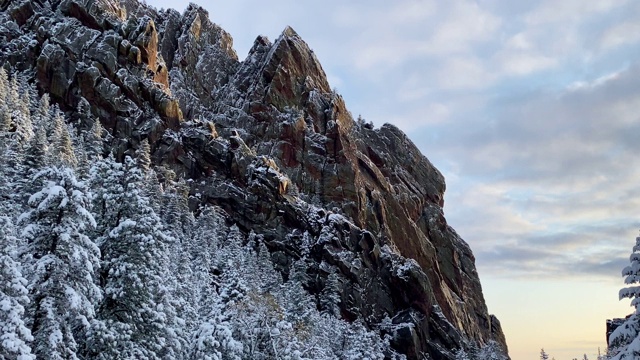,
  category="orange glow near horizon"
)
[483,277,632,360]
